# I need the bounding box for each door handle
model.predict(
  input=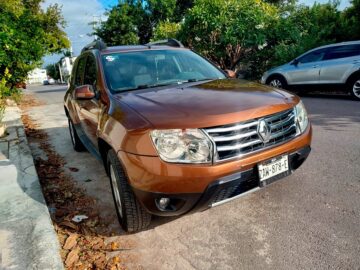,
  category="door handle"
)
[312,65,319,68]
